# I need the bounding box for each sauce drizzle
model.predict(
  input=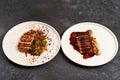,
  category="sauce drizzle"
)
[69,30,97,59]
